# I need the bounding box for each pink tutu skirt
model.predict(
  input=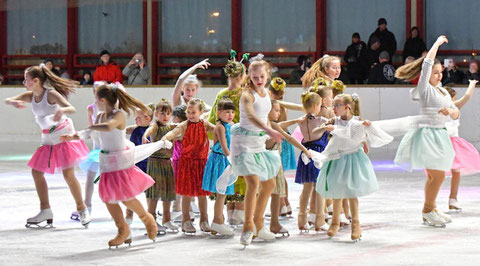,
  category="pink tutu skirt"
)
[98,165,155,203]
[28,140,89,174]
[448,136,480,176]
